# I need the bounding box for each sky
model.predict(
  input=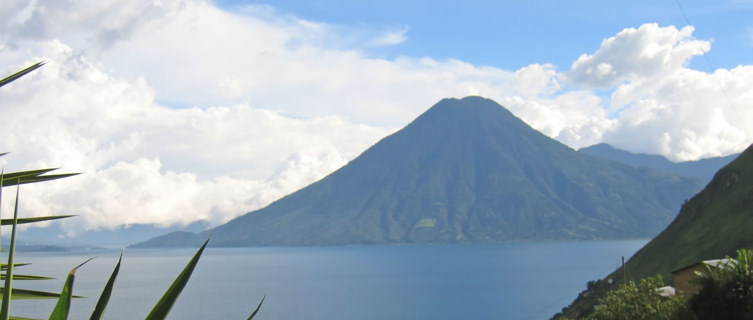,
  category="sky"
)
[0,0,752,237]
